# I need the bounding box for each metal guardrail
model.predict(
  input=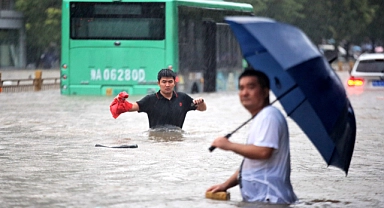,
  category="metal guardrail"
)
[0,71,60,93]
